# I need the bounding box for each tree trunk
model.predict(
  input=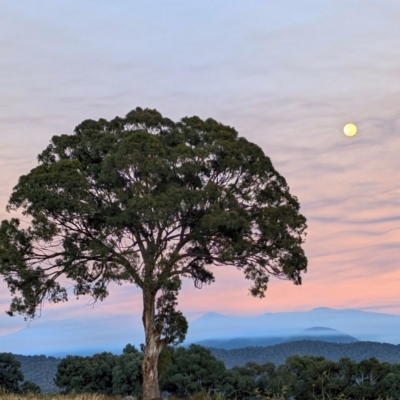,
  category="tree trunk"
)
[142,289,163,400]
